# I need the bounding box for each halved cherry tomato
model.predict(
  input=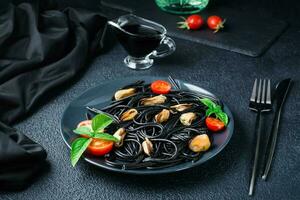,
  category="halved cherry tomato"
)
[151,80,171,94]
[87,138,114,156]
[77,120,92,138]
[77,120,92,128]
[205,117,225,132]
